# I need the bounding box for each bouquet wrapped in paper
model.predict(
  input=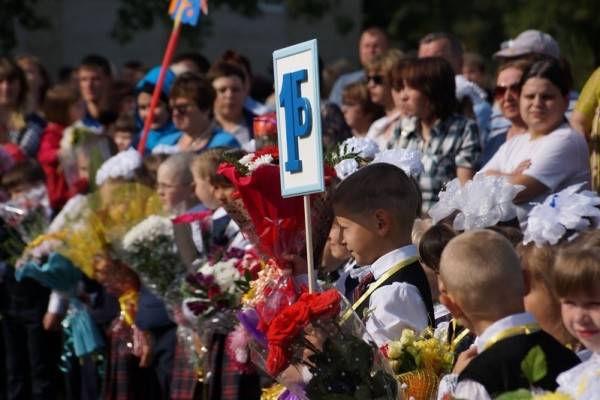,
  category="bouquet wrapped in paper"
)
[0,185,52,262]
[384,328,454,400]
[250,288,397,400]
[217,146,335,269]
